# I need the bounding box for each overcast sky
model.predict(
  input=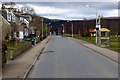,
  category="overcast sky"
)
[6,2,120,20]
